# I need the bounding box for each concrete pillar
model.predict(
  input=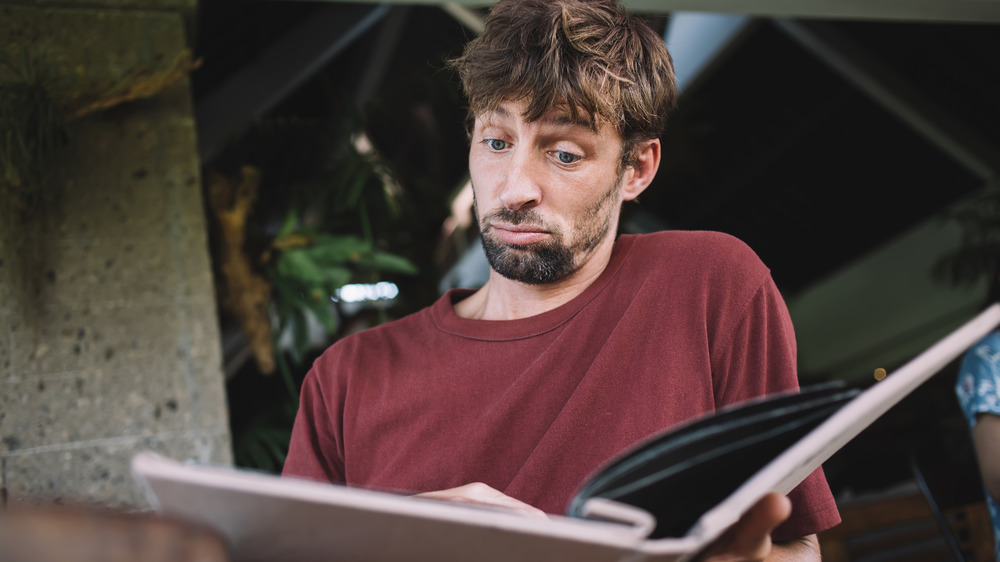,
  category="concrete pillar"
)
[1,3,231,509]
